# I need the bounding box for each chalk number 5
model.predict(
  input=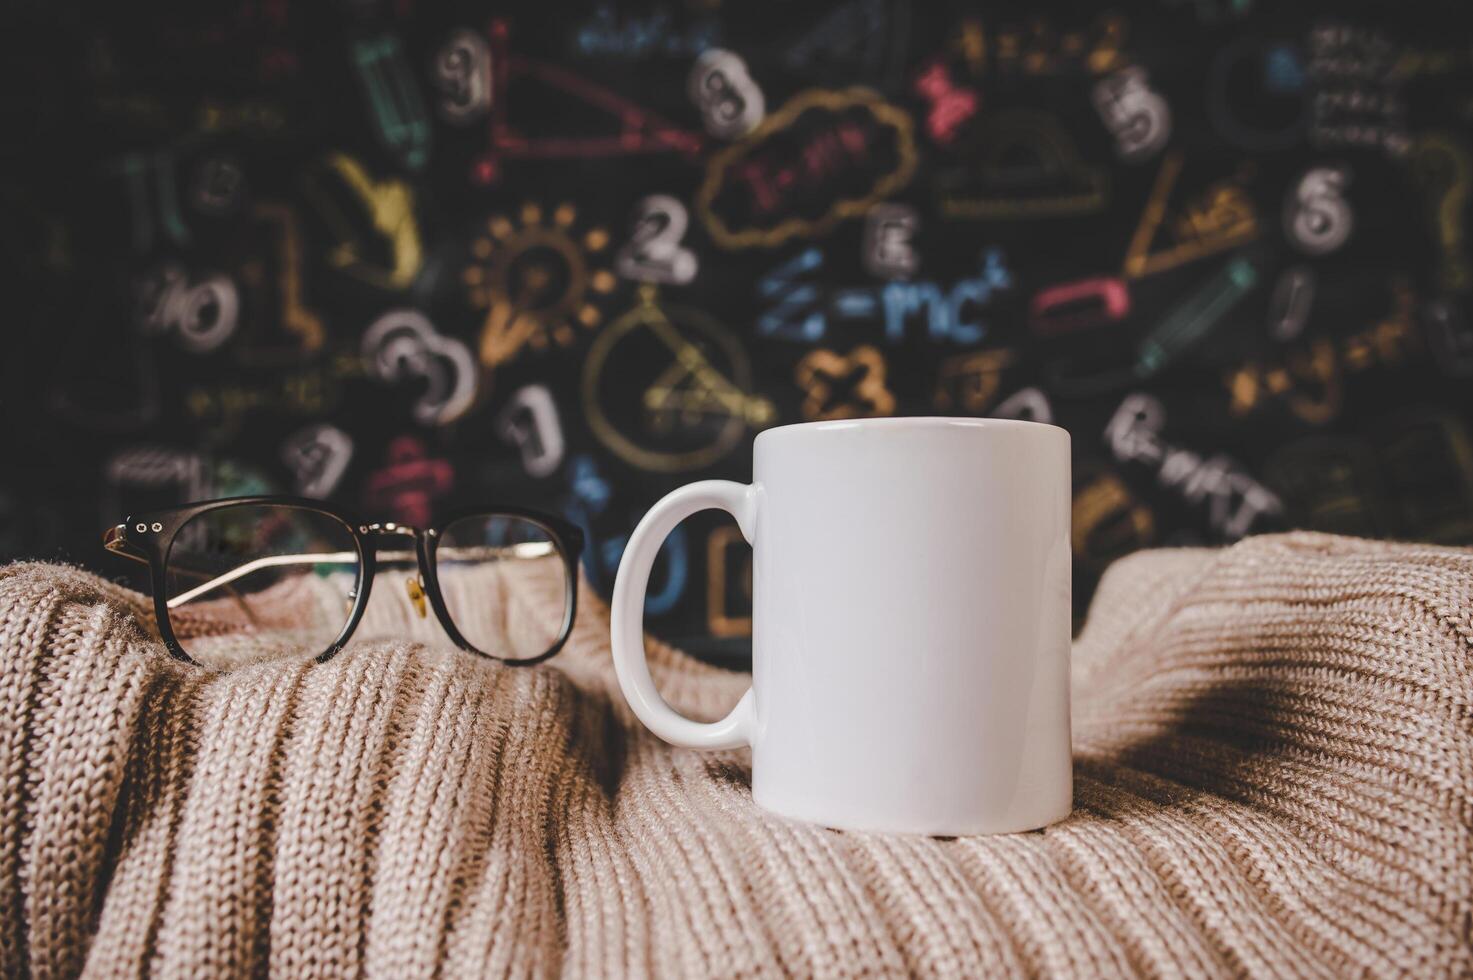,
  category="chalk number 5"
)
[1285,166,1353,256]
